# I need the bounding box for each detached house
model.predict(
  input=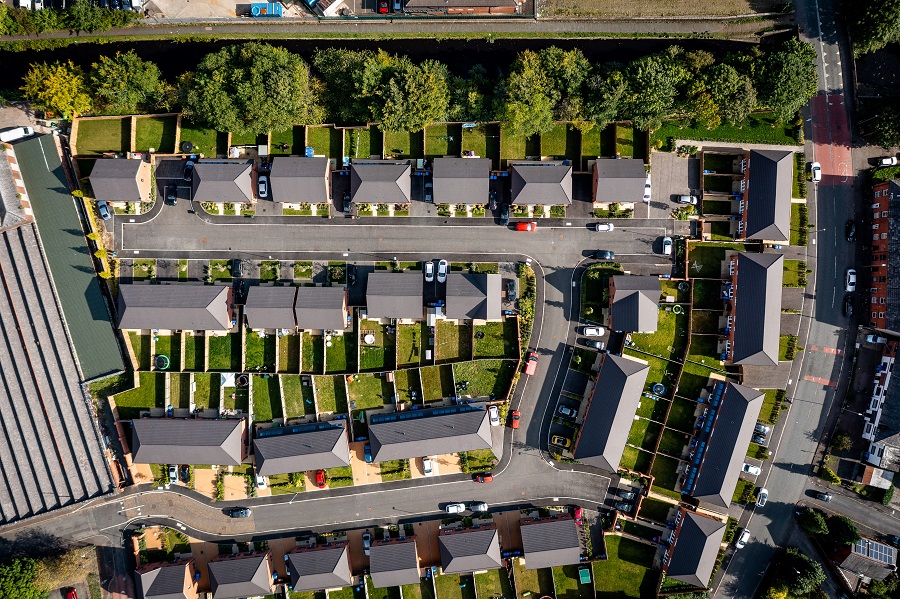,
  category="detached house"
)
[509,161,572,206]
[366,273,423,321]
[438,527,502,574]
[286,546,353,592]
[369,540,421,588]
[117,284,233,332]
[592,159,646,205]
[135,559,199,599]
[207,552,275,599]
[130,418,246,466]
[445,273,502,322]
[90,158,152,204]
[609,275,661,333]
[192,161,254,204]
[350,160,411,204]
[269,156,331,204]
